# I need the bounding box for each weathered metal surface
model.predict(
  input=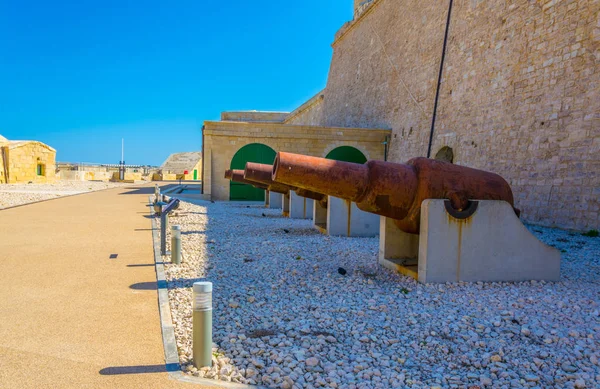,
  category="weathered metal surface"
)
[244,162,294,194]
[245,162,326,203]
[272,152,516,234]
[294,188,328,208]
[229,169,269,190]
